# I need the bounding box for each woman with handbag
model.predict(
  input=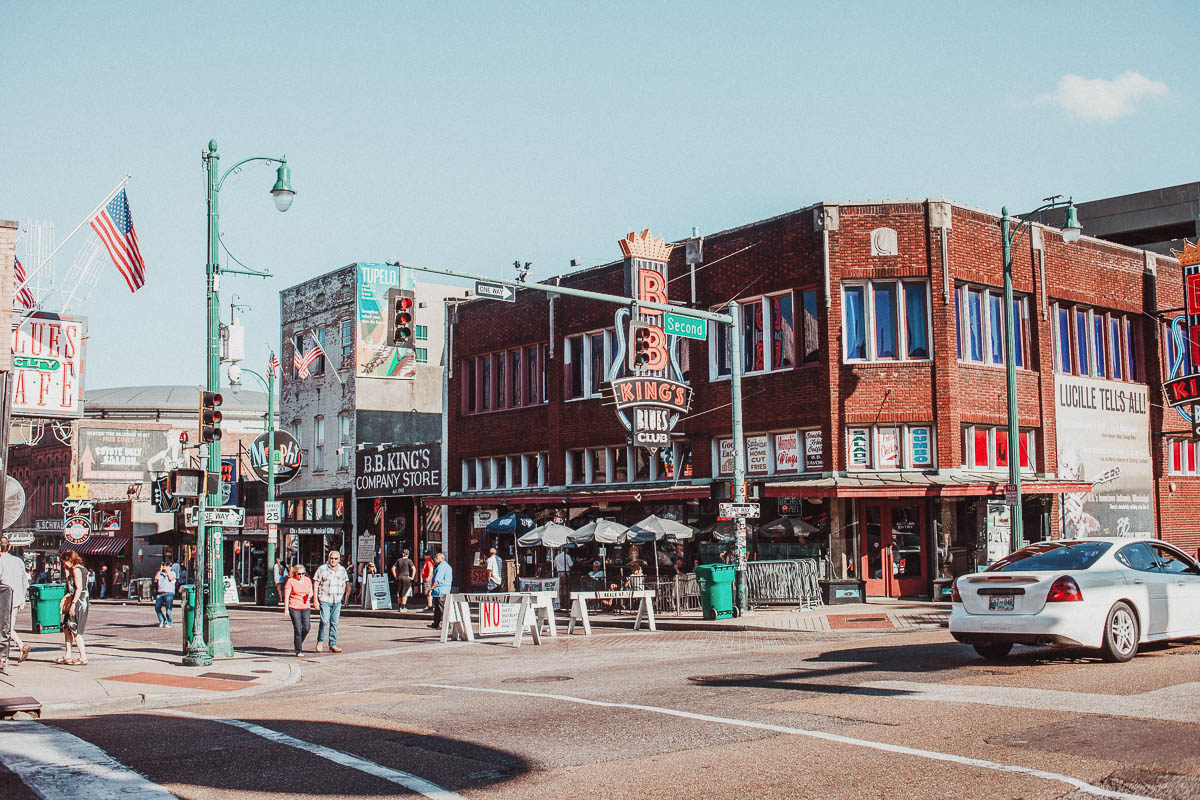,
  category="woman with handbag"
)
[56,550,89,666]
